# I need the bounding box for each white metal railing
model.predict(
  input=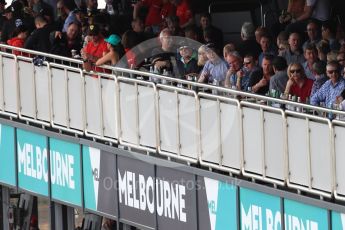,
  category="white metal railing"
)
[2,45,345,201]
